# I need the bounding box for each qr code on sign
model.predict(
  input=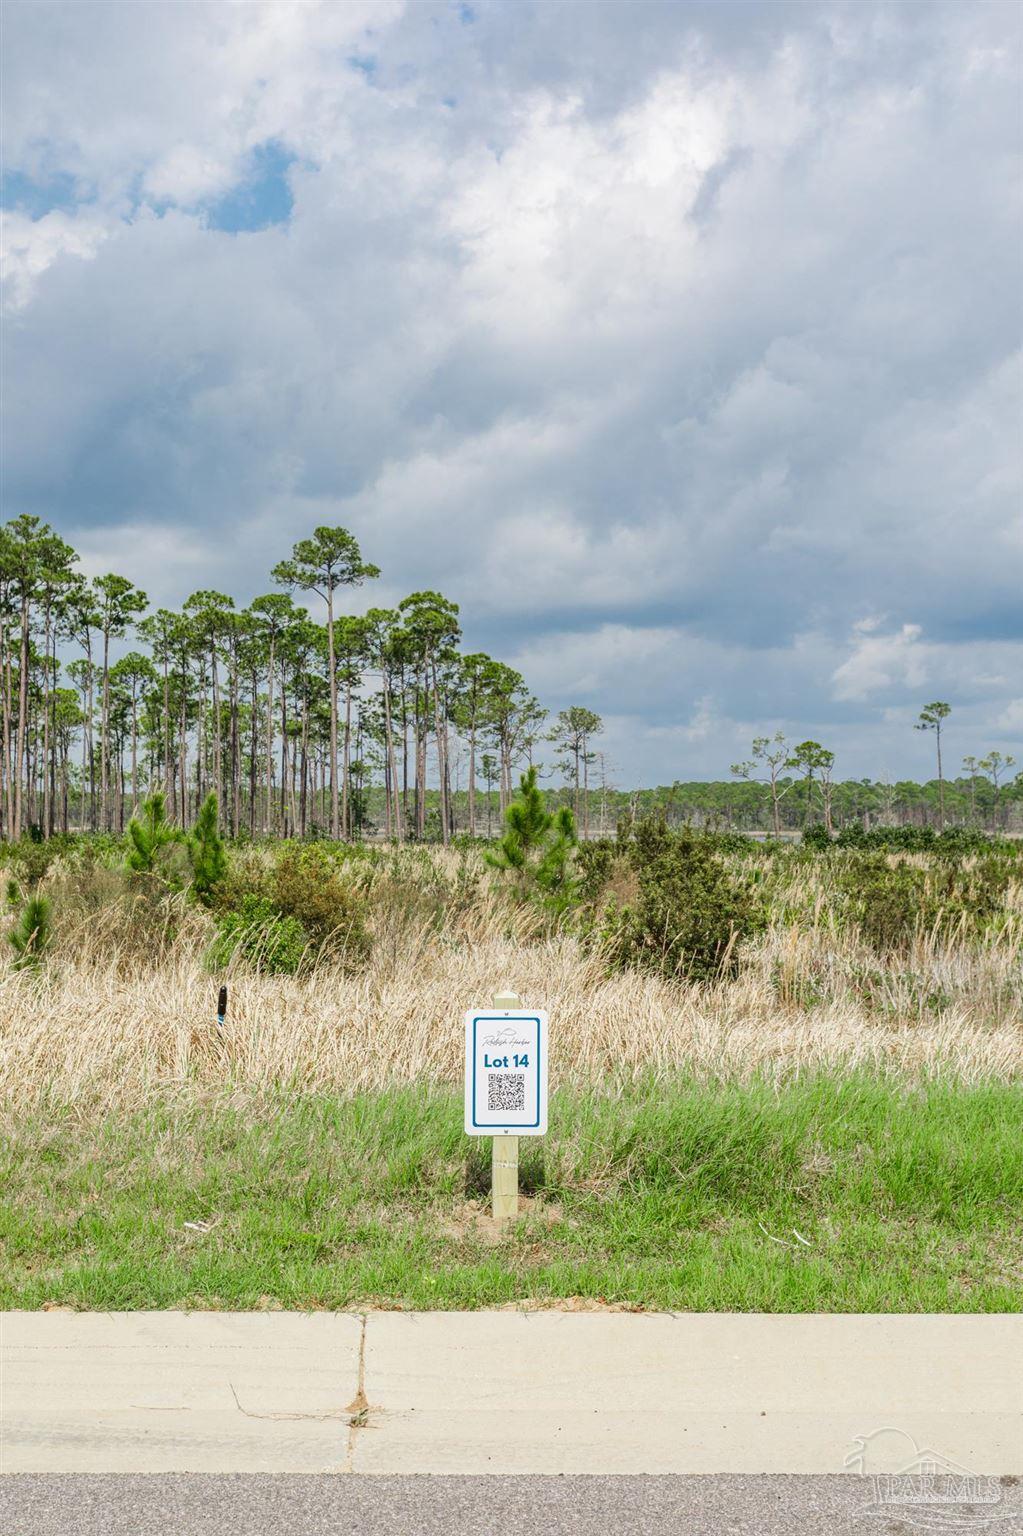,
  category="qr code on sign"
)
[488,1073,526,1113]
